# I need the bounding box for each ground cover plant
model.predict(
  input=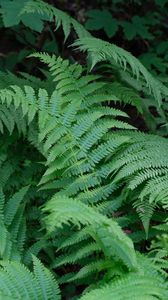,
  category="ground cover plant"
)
[0,0,168,299]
